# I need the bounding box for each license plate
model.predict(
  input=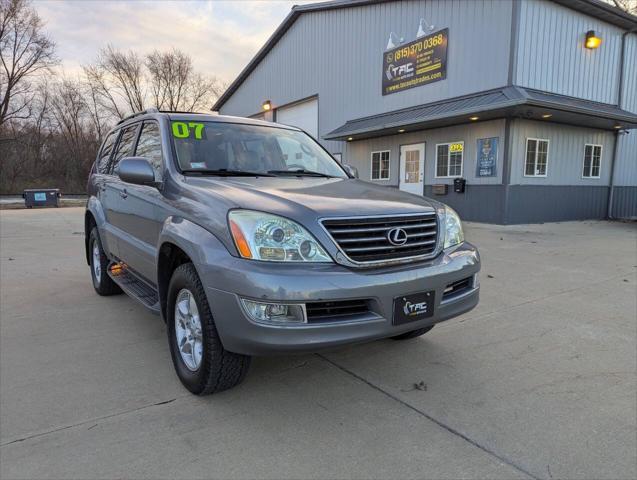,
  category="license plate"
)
[393,291,435,325]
